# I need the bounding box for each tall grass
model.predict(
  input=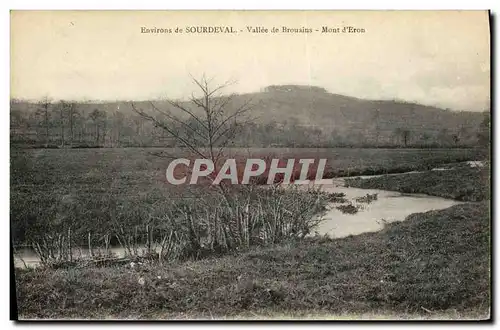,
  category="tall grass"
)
[15,202,490,319]
[13,184,330,266]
